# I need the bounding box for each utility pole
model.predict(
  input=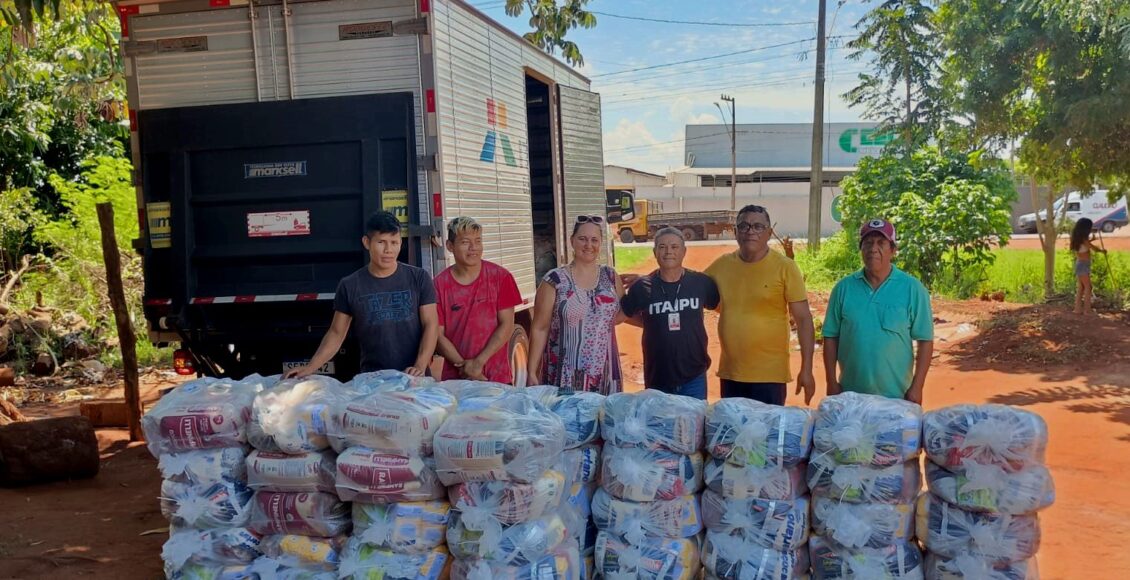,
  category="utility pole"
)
[719,94,736,210]
[807,0,827,251]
